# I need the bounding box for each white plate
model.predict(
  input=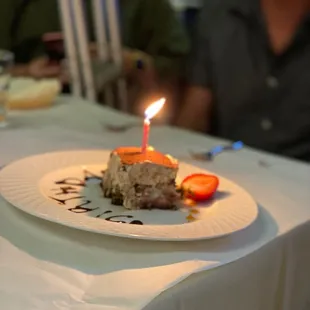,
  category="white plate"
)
[0,150,258,241]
